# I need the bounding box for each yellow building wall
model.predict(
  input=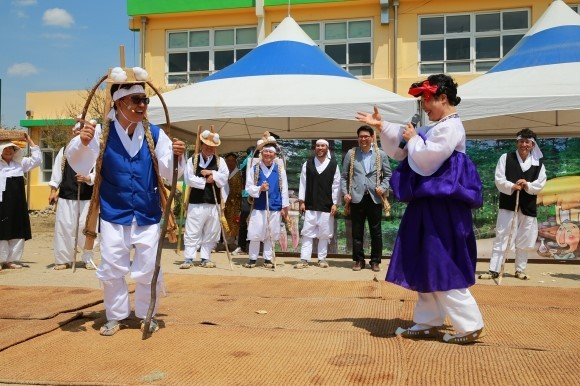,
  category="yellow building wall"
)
[26,90,85,121]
